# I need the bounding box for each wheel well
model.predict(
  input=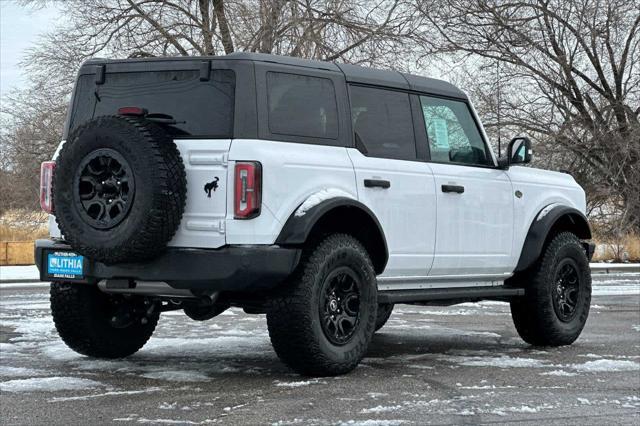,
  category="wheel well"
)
[514,207,591,273]
[305,205,387,274]
[544,212,591,247]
